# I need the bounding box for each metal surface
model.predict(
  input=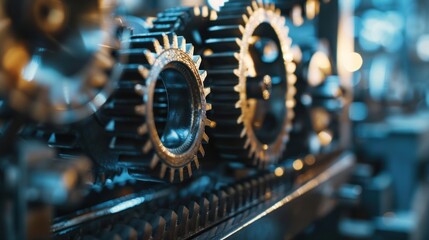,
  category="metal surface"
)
[50,152,355,239]
[204,0,296,168]
[105,32,213,182]
[198,152,355,239]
